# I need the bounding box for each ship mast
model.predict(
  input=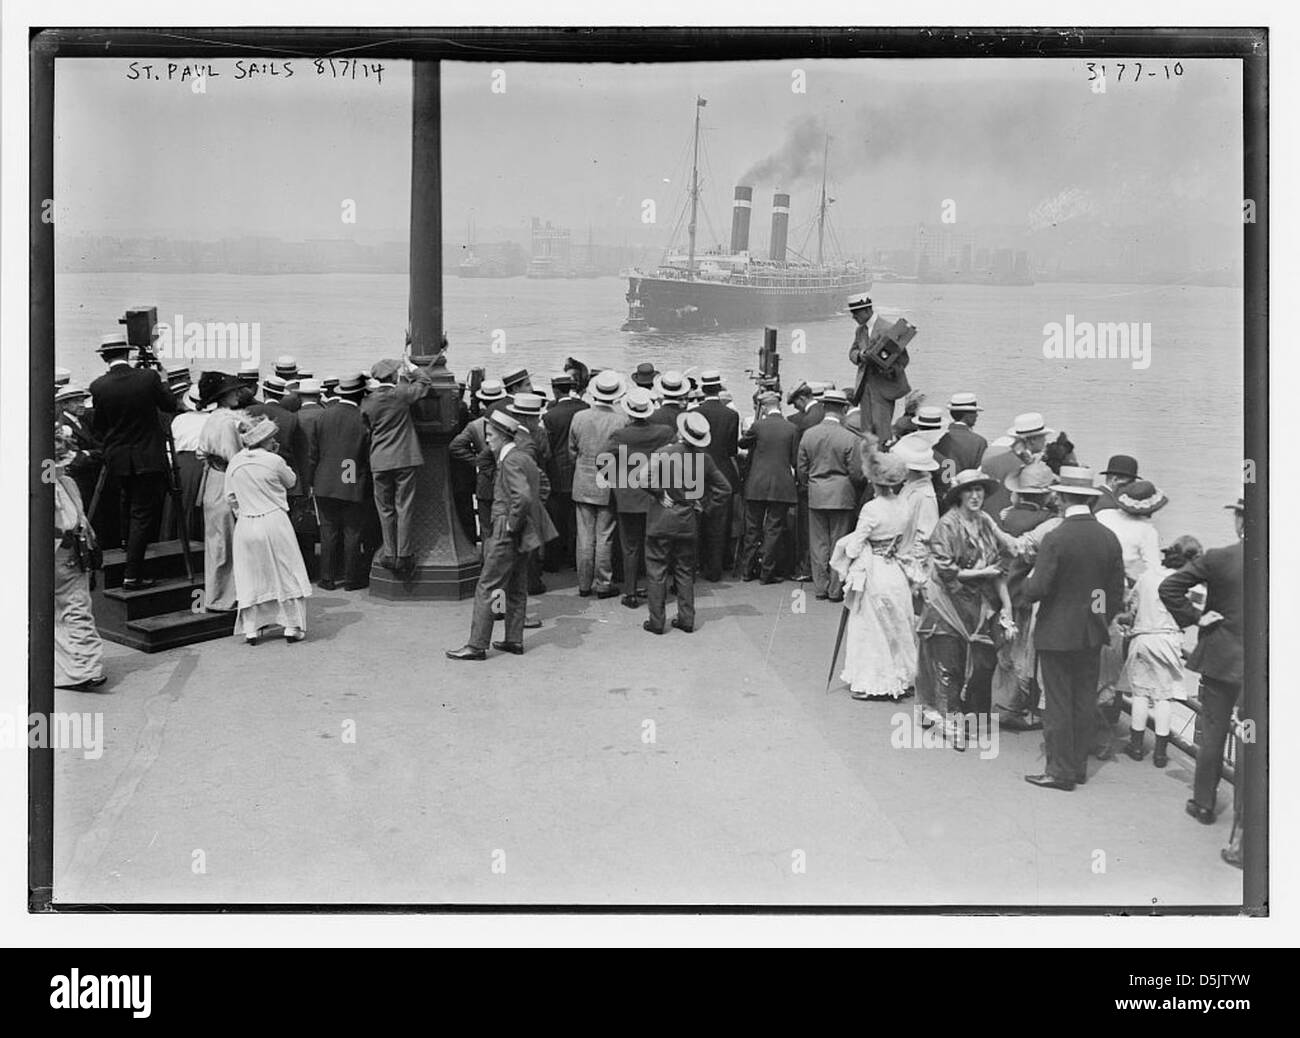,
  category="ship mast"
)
[687,96,705,278]
[816,135,829,267]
